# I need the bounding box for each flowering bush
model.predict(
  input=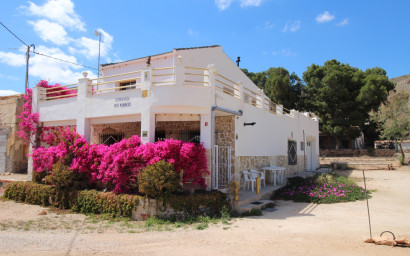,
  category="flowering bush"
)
[275,174,368,203]
[32,129,209,194]
[17,80,76,146]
